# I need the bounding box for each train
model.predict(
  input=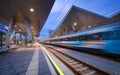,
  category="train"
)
[43,22,120,56]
